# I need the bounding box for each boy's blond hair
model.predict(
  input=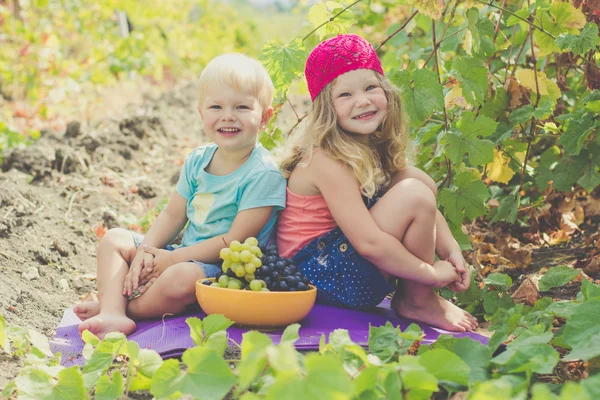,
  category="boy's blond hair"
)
[198,53,274,112]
